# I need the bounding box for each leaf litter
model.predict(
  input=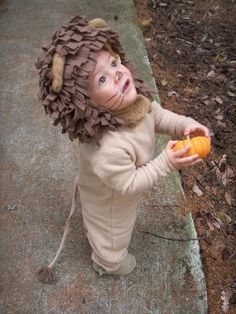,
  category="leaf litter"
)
[135,0,236,312]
